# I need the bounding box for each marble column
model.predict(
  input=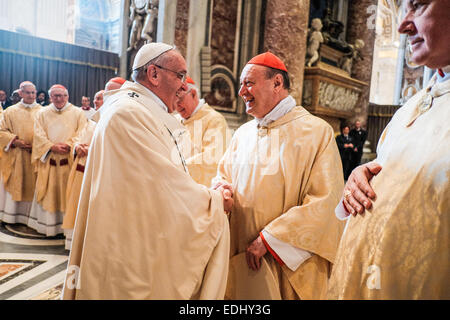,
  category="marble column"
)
[185,0,210,90]
[174,0,190,59]
[345,0,378,126]
[156,0,177,44]
[119,0,130,79]
[263,0,310,104]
